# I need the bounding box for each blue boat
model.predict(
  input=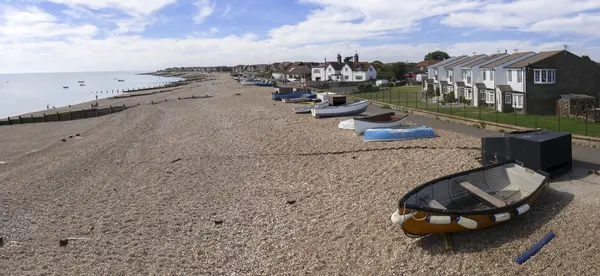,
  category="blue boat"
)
[255,82,274,87]
[363,125,435,142]
[271,92,316,101]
